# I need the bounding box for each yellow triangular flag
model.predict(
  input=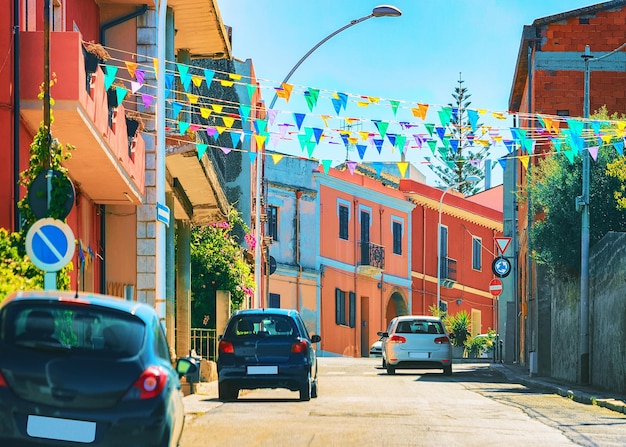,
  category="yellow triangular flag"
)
[411,103,428,120]
[271,153,283,165]
[220,80,234,87]
[477,108,487,115]
[192,75,203,87]
[228,73,242,81]
[397,162,409,178]
[368,96,380,103]
[125,61,138,79]
[358,131,370,141]
[152,58,158,79]
[211,104,223,113]
[186,93,199,104]
[345,118,358,125]
[357,101,369,107]
[276,83,293,102]
[200,107,212,119]
[520,155,530,170]
[222,116,235,128]
[320,115,332,127]
[215,126,226,135]
[348,137,359,145]
[254,134,266,149]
